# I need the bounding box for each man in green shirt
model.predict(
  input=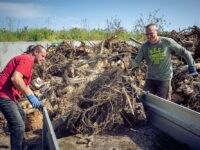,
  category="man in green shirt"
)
[132,23,198,99]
